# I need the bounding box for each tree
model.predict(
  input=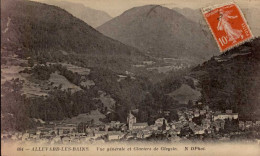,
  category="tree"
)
[188,100,193,108]
[91,119,94,125]
[28,58,34,67]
